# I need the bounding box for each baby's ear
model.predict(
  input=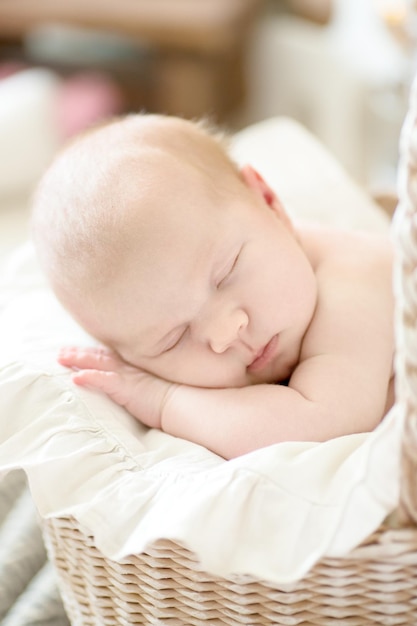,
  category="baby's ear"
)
[240,164,293,230]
